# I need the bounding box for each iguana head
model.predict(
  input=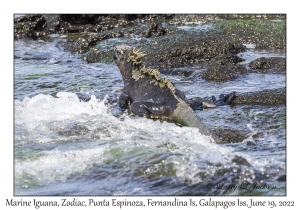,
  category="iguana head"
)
[113,44,134,81]
[113,44,146,81]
